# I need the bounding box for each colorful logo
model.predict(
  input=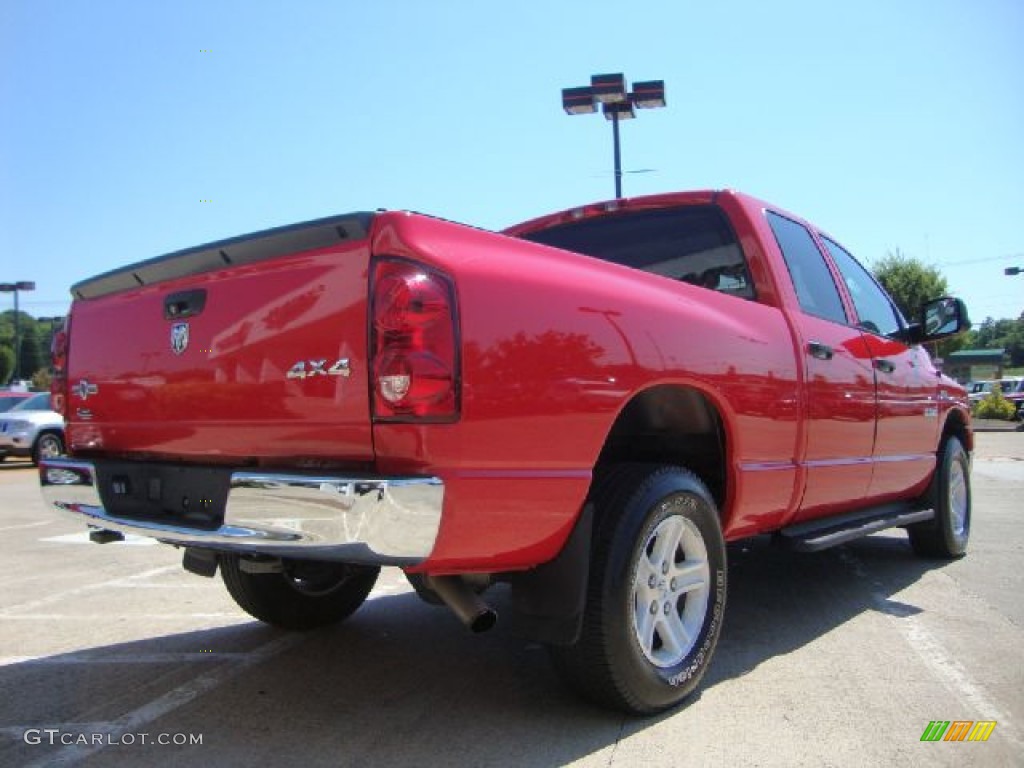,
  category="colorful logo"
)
[920,721,997,742]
